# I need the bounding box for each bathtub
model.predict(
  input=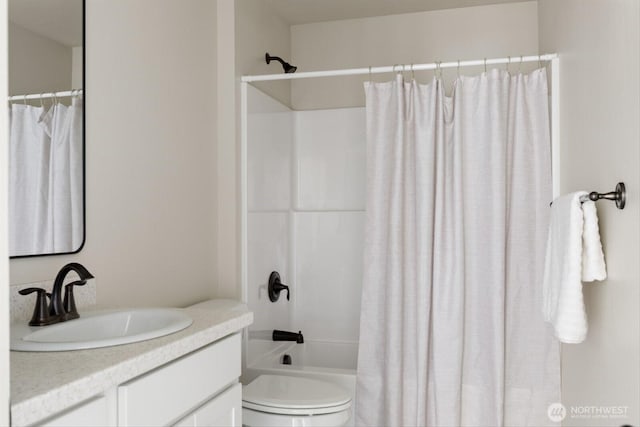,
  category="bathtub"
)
[242,339,358,426]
